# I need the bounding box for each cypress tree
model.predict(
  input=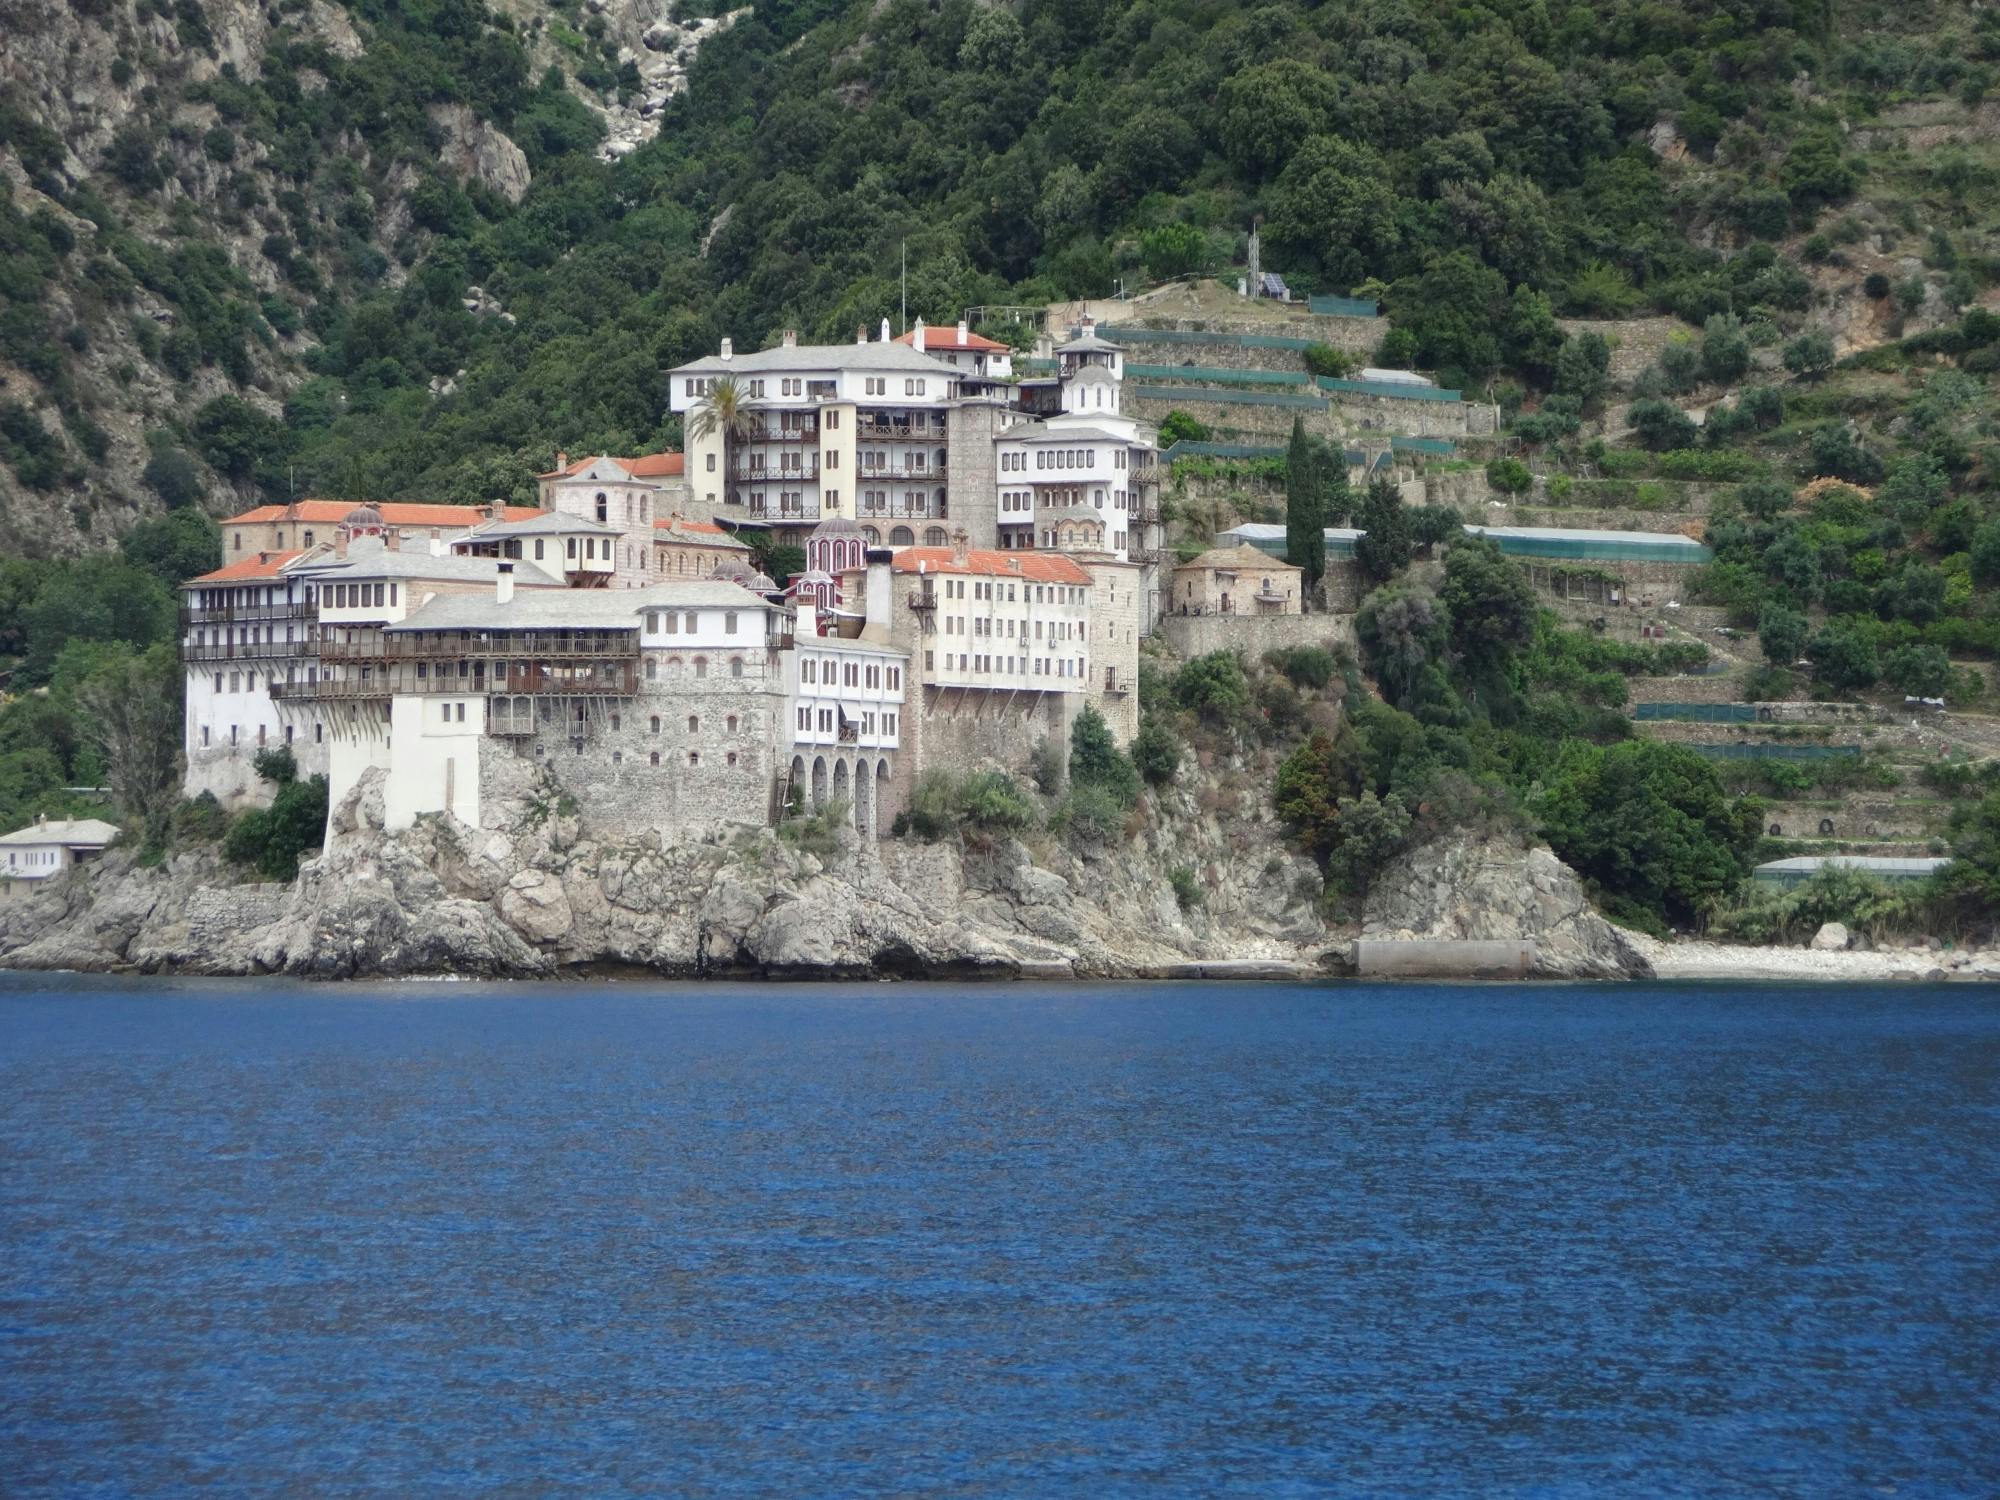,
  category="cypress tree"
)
[1285,416,1326,597]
